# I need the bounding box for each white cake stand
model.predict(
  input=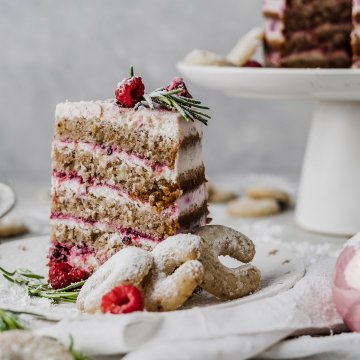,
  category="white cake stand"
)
[178,64,360,236]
